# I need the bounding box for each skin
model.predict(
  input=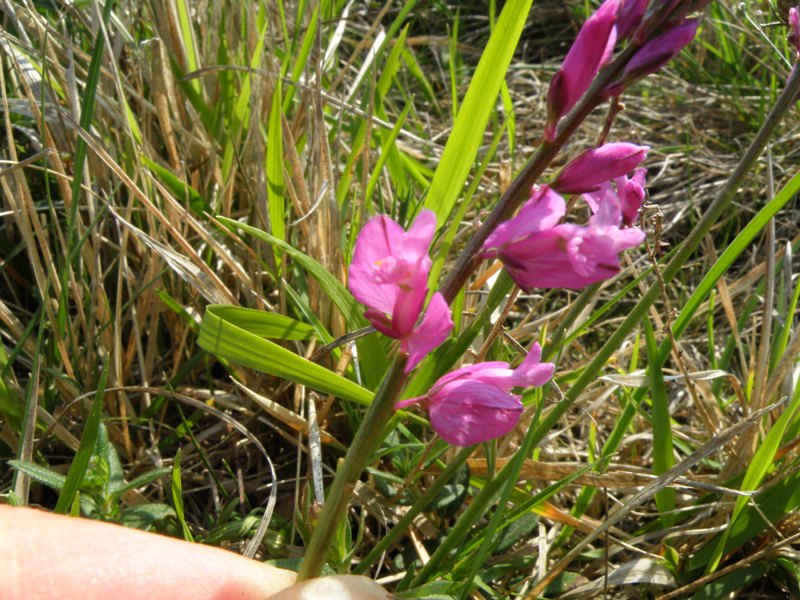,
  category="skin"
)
[0,505,386,600]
